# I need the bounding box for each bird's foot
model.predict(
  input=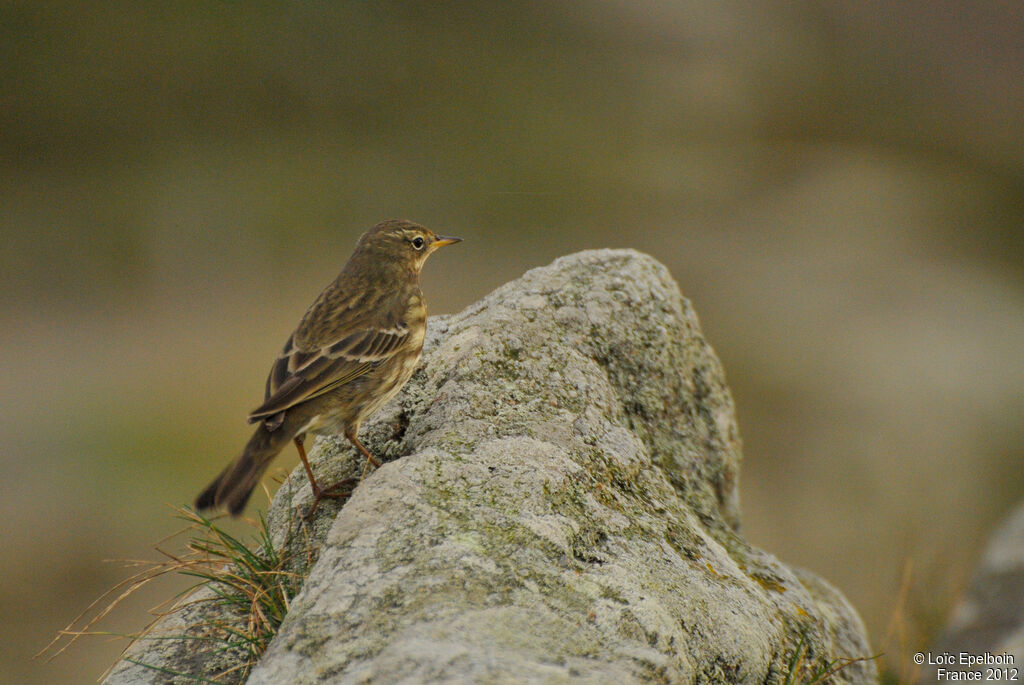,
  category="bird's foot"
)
[303,477,361,520]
